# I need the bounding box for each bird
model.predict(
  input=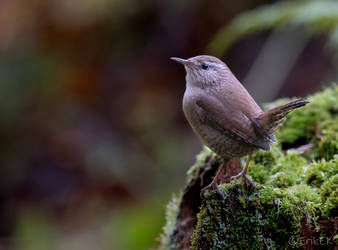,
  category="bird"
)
[171,55,309,197]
